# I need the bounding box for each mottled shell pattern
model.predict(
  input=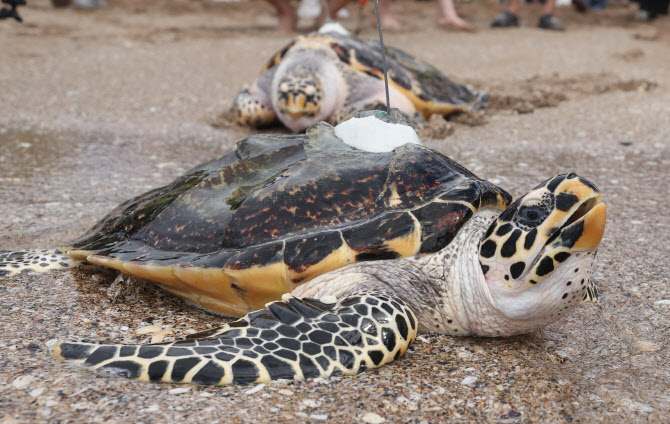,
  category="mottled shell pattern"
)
[63,123,511,316]
[262,32,486,117]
